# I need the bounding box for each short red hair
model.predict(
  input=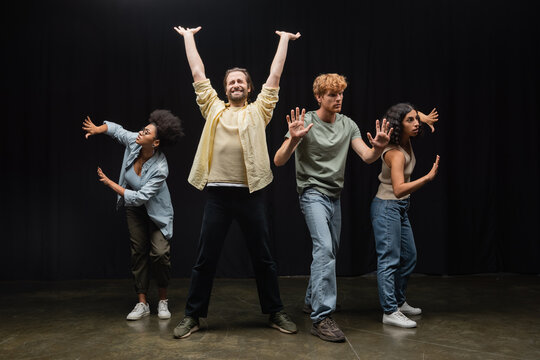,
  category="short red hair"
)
[312,73,347,97]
